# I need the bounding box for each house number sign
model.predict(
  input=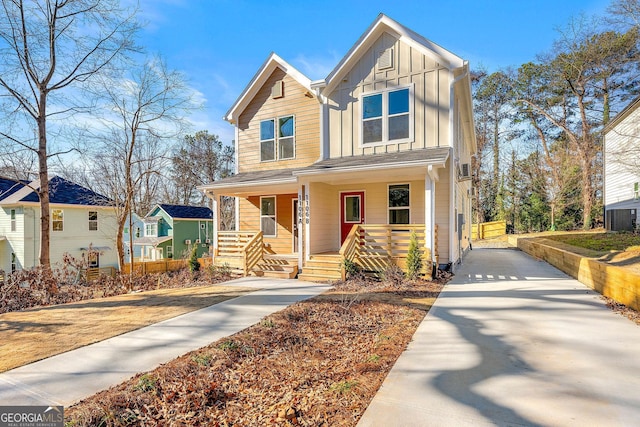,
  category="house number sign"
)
[304,194,310,224]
